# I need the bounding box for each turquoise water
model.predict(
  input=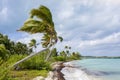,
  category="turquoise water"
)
[76,59,120,80]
